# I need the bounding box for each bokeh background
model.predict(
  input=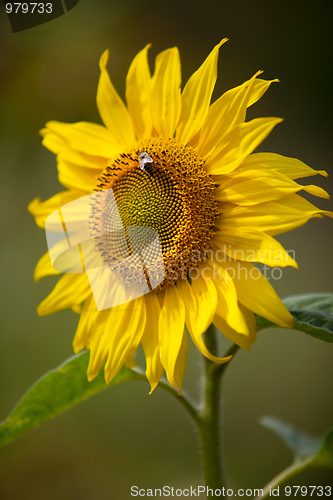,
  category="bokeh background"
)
[0,0,332,498]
